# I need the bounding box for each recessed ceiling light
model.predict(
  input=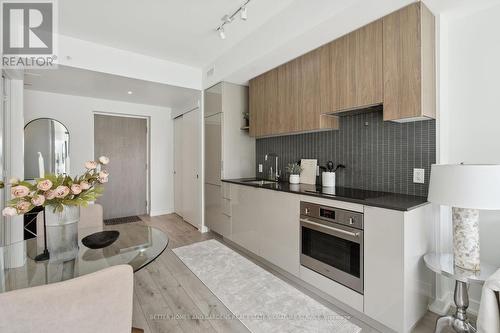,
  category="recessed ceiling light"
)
[127,91,133,95]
